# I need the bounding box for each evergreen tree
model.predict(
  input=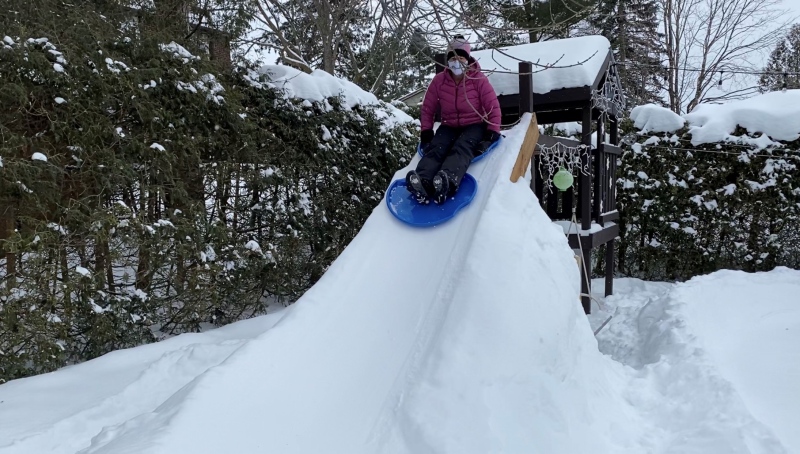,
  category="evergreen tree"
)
[760,24,800,92]
[0,0,415,381]
[497,0,596,43]
[590,0,664,109]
